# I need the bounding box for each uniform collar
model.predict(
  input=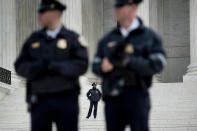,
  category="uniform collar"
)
[37,25,67,39]
[116,17,145,36]
[46,25,63,39]
[120,18,140,38]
